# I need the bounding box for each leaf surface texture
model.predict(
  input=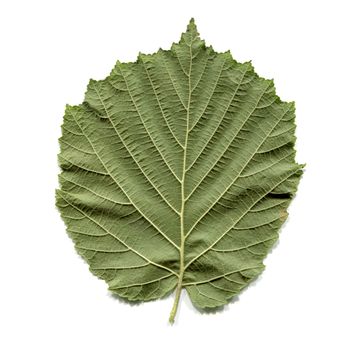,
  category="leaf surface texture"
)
[56,19,303,322]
